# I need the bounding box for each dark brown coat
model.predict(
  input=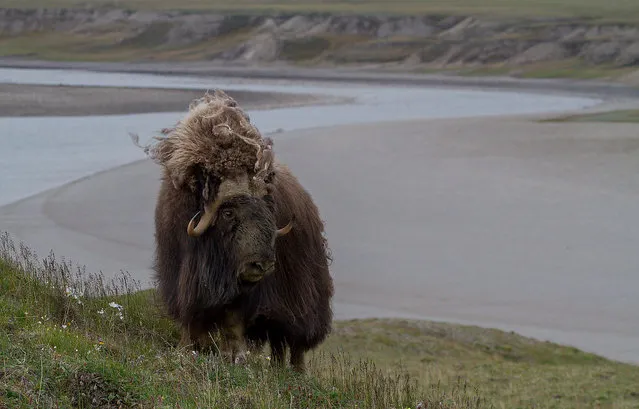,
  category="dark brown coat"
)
[153,159,334,371]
